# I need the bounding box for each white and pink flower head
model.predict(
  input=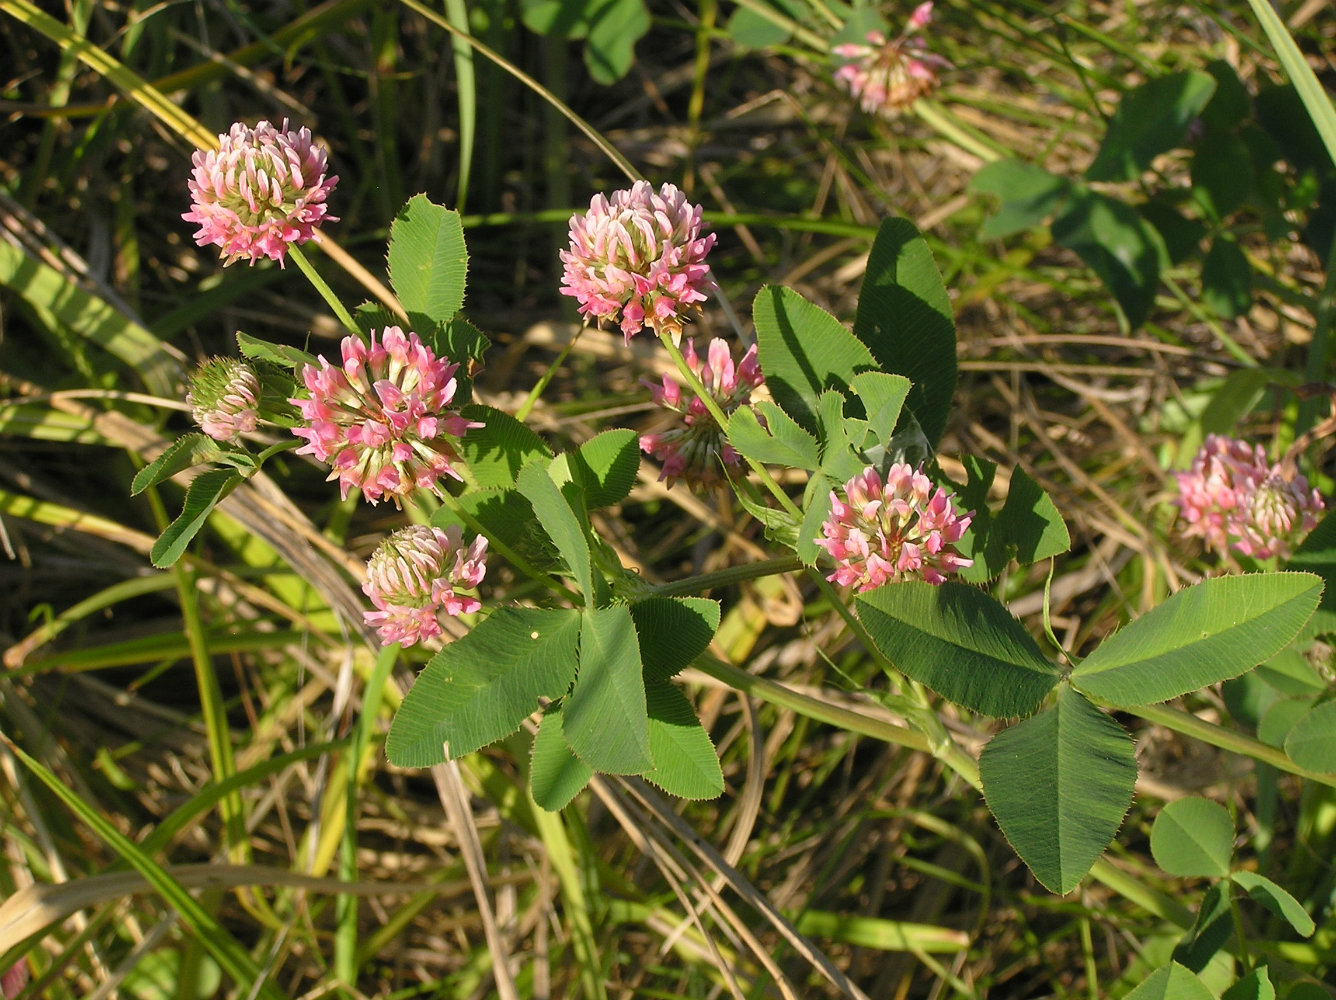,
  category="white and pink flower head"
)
[639,337,764,489]
[816,462,973,590]
[184,118,338,266]
[832,3,951,117]
[290,327,481,507]
[1173,434,1324,561]
[363,524,488,647]
[186,357,260,443]
[560,180,716,344]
